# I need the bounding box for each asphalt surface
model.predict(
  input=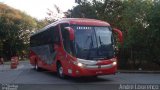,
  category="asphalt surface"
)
[0,61,160,90]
